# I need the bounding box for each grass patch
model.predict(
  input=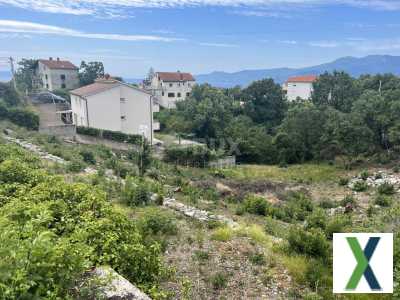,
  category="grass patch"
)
[221,163,343,183]
[211,226,233,242]
[281,255,309,285]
